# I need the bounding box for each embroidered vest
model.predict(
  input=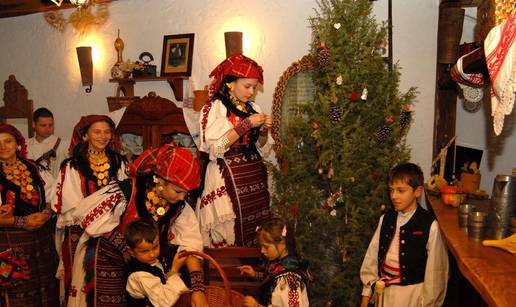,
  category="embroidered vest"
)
[126,258,167,307]
[378,206,435,285]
